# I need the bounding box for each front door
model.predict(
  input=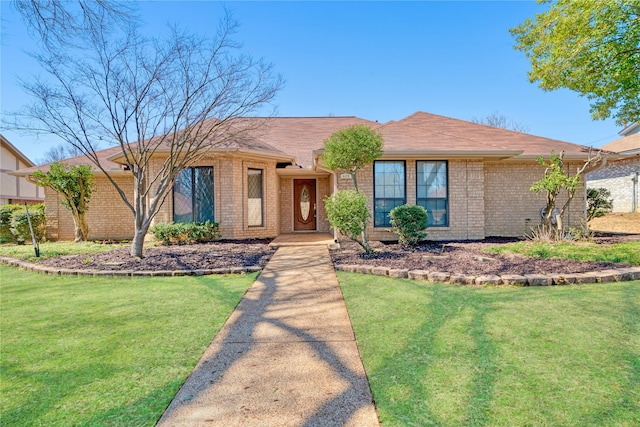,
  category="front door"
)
[293,179,316,231]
